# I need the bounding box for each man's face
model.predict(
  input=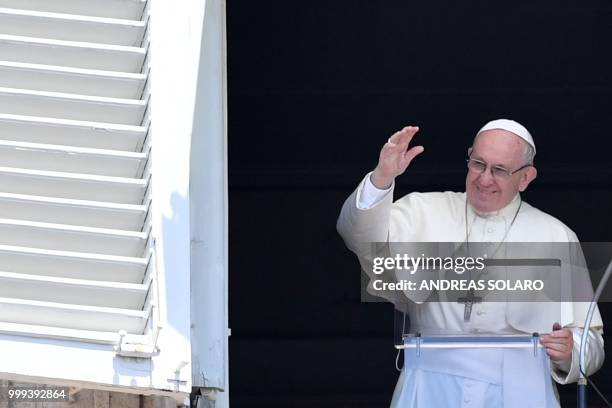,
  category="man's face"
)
[466,129,536,213]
